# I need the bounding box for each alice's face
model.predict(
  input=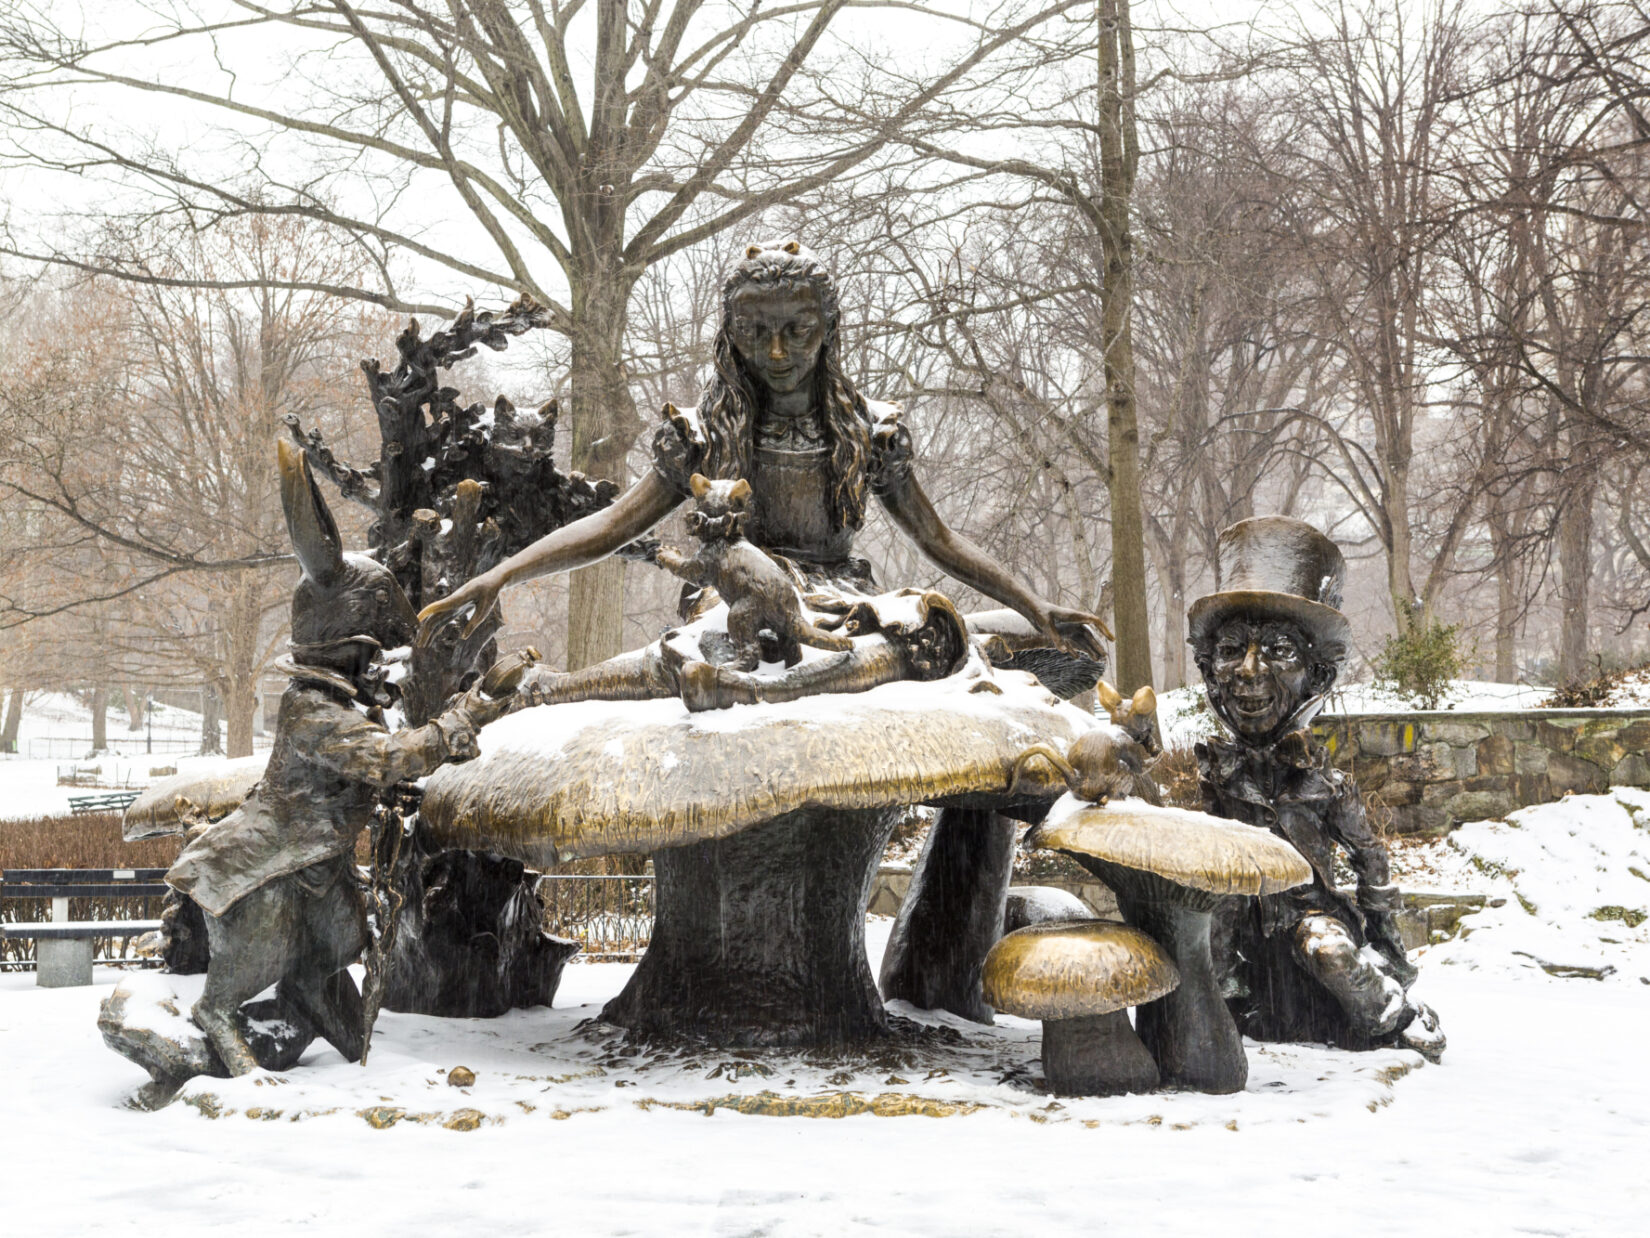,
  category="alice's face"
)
[1206,617,1314,740]
[726,284,827,395]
